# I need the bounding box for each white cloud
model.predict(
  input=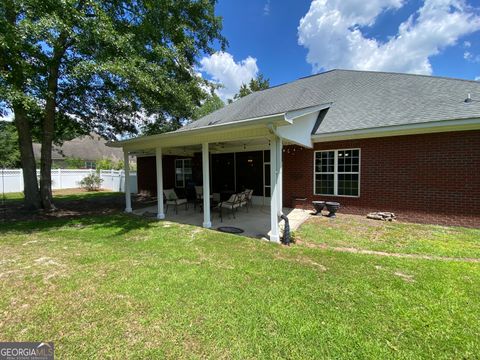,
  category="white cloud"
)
[475,76,480,81]
[464,50,480,62]
[264,0,271,16]
[199,51,259,101]
[298,0,480,75]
